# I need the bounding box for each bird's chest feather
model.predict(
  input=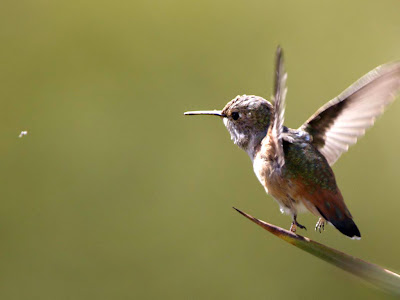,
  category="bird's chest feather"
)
[252,139,340,216]
[252,140,317,214]
[253,151,300,214]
